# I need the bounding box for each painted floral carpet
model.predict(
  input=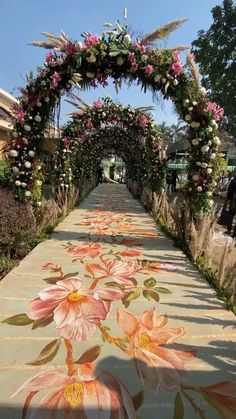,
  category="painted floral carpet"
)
[0,184,235,419]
